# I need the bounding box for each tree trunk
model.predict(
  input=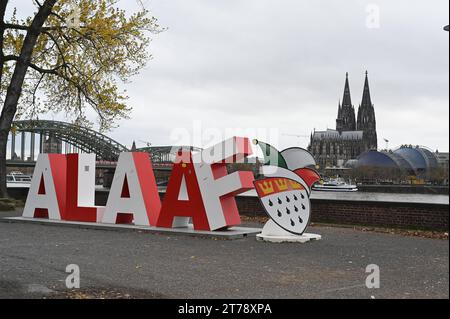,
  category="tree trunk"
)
[0,0,57,198]
[0,129,7,198]
[0,0,10,199]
